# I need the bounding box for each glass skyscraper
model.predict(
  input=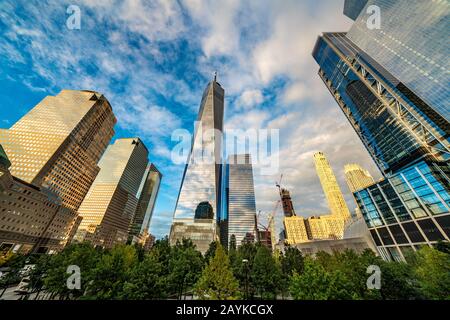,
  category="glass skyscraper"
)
[129,163,162,242]
[346,0,449,119]
[170,77,224,252]
[75,138,149,248]
[172,78,224,220]
[343,0,368,21]
[225,154,257,248]
[313,0,450,261]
